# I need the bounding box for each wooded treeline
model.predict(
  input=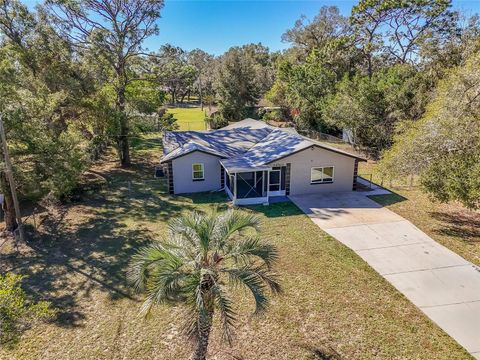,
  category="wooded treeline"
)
[0,0,478,233]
